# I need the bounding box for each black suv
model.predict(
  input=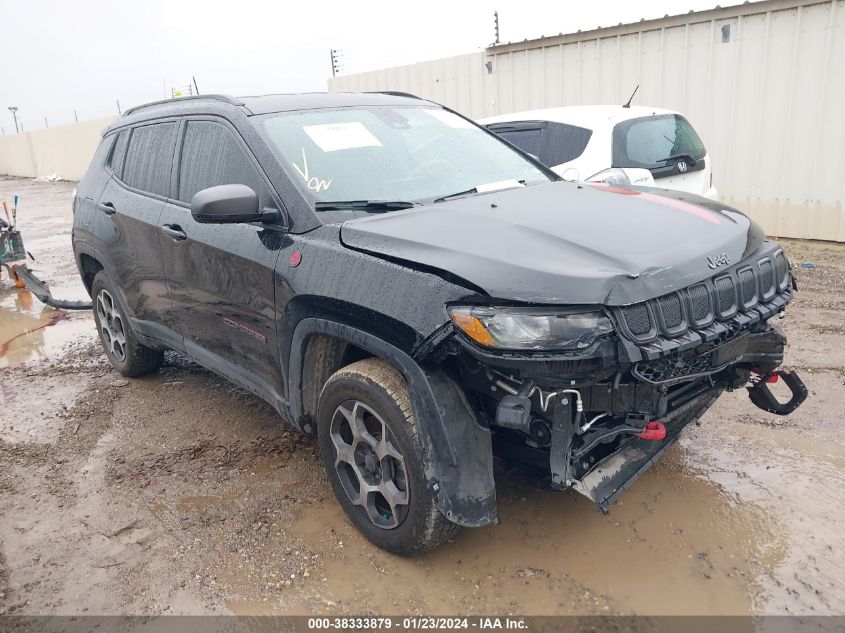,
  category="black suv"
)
[72,92,806,554]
